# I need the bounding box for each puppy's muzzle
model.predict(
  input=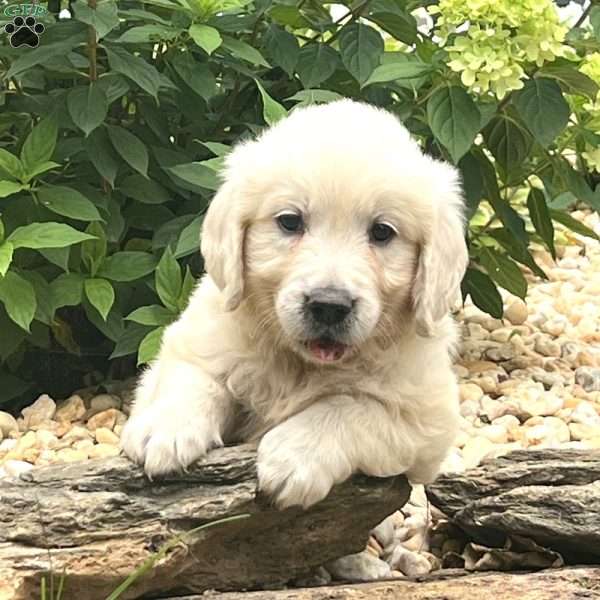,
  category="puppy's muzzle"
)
[306,287,354,326]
